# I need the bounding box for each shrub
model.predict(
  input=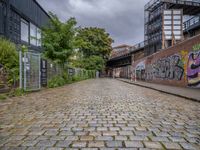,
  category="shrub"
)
[0,38,19,86]
[8,88,25,97]
[47,75,66,88]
